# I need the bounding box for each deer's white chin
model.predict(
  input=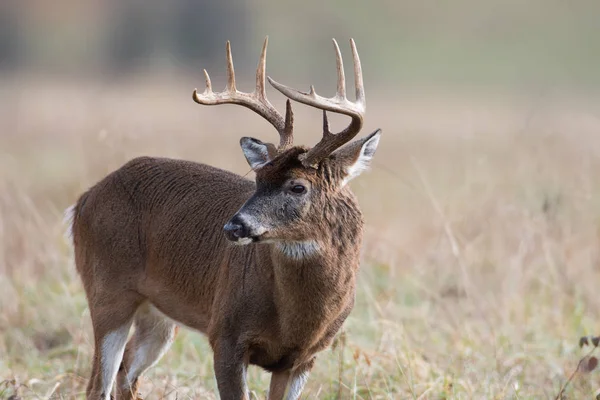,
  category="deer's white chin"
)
[233,237,253,245]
